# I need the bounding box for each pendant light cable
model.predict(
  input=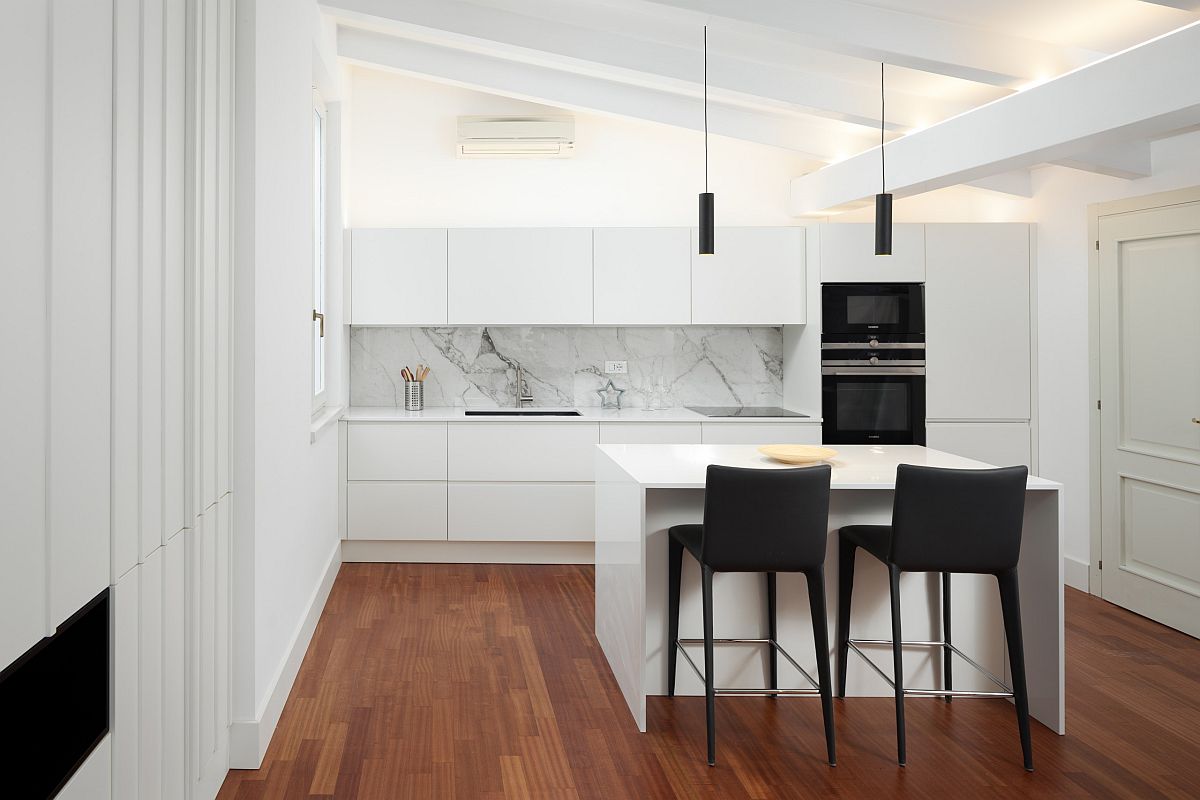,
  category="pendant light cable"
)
[697,24,715,254]
[874,61,893,256]
[880,61,885,194]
